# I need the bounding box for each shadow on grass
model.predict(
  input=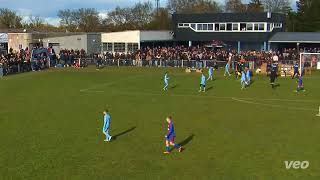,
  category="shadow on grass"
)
[113,126,136,140]
[170,84,179,89]
[178,134,195,147]
[206,86,213,91]
[272,83,280,89]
